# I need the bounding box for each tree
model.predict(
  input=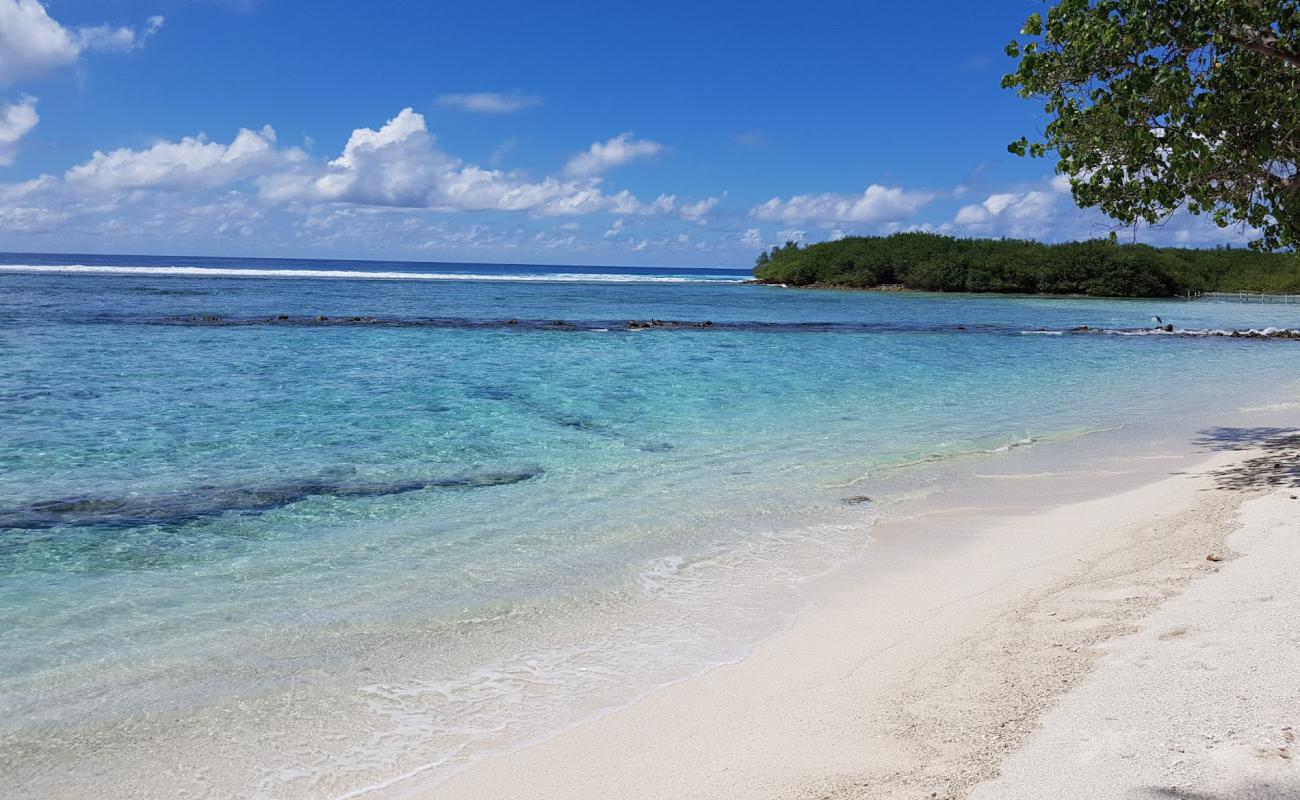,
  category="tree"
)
[1003,0,1300,249]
